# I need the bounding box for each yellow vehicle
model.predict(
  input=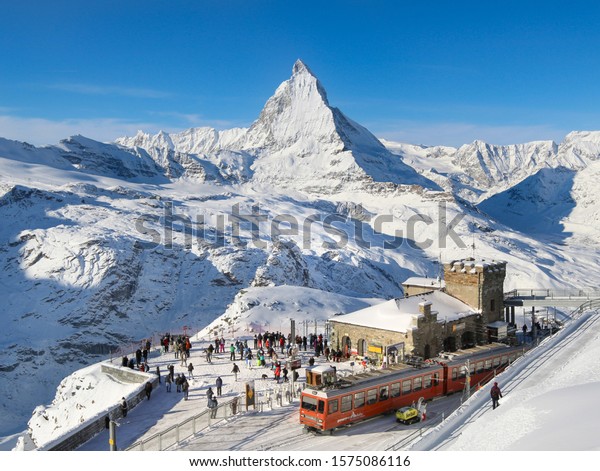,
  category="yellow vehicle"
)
[395,406,421,425]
